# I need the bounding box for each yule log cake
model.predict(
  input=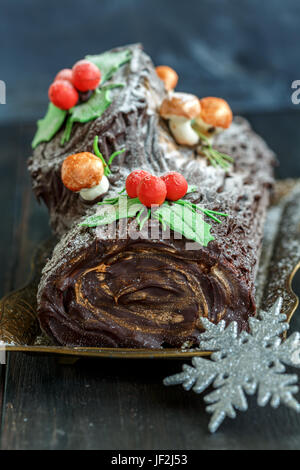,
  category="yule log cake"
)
[29,44,275,348]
